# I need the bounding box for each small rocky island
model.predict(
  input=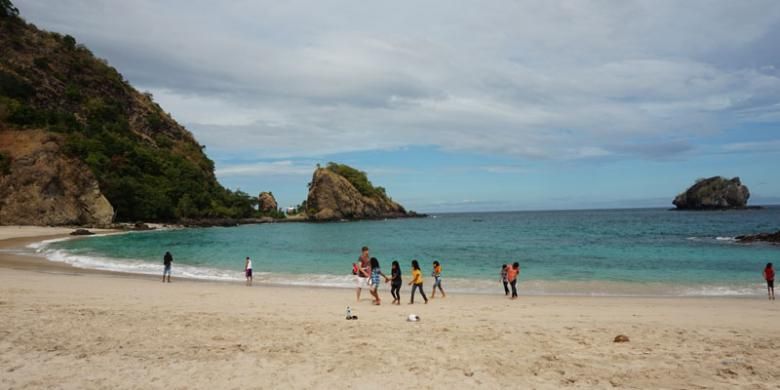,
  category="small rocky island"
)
[305,163,420,221]
[673,176,750,210]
